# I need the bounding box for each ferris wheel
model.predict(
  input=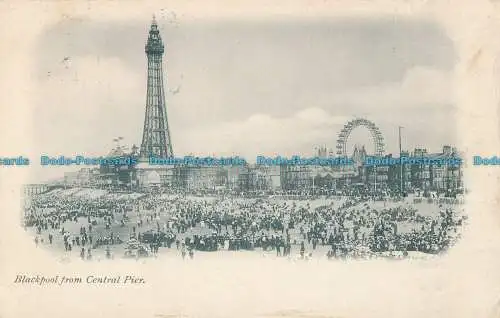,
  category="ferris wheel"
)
[335,118,385,157]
